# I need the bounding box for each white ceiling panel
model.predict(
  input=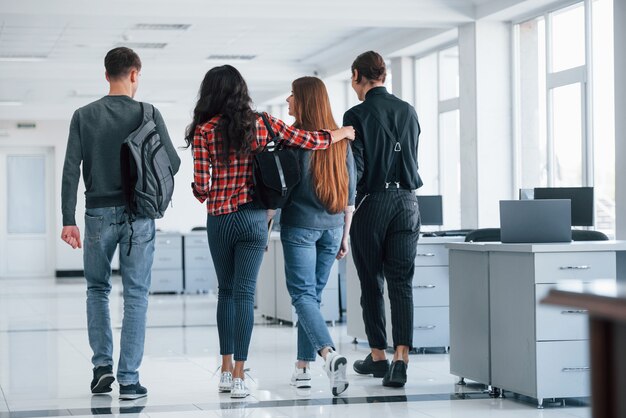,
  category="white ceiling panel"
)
[0,0,559,120]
